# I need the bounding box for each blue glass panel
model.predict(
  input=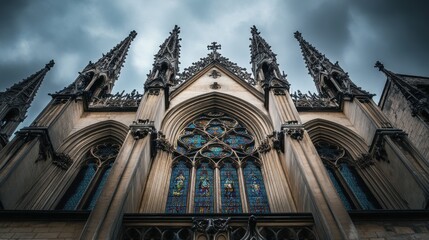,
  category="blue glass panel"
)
[58,162,97,210]
[206,125,224,136]
[181,134,207,149]
[194,162,214,213]
[325,165,354,210]
[339,163,380,210]
[176,145,187,155]
[201,146,231,158]
[166,161,190,213]
[220,162,242,213]
[85,162,113,210]
[224,134,252,150]
[187,123,196,129]
[244,161,270,213]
